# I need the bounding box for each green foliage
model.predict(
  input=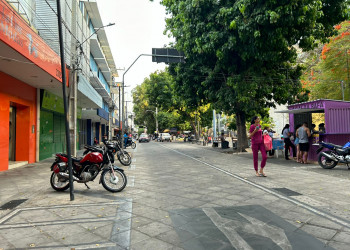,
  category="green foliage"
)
[161,0,348,149]
[303,20,350,101]
[132,69,211,133]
